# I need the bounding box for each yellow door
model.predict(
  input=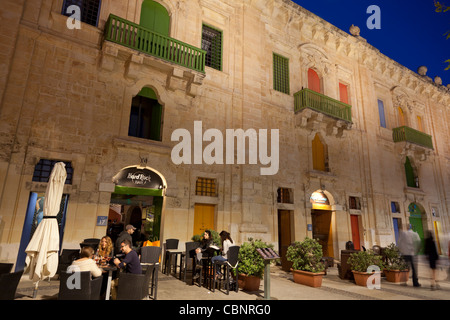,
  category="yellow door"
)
[193,204,215,236]
[433,221,442,255]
